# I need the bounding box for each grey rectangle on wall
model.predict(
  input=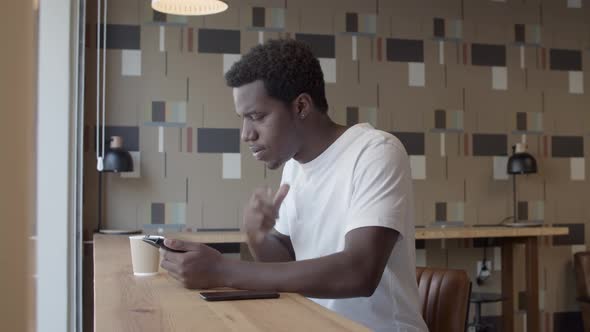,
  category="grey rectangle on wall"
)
[550,49,582,71]
[471,43,506,66]
[552,223,585,246]
[433,18,445,38]
[96,126,140,151]
[472,134,507,156]
[346,107,358,126]
[435,202,446,221]
[346,13,358,32]
[516,112,527,131]
[514,24,525,43]
[151,203,165,224]
[252,7,265,27]
[198,29,241,54]
[386,38,424,62]
[197,128,240,153]
[435,109,446,129]
[295,33,336,58]
[391,132,425,155]
[152,101,165,122]
[551,136,584,158]
[101,24,141,50]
